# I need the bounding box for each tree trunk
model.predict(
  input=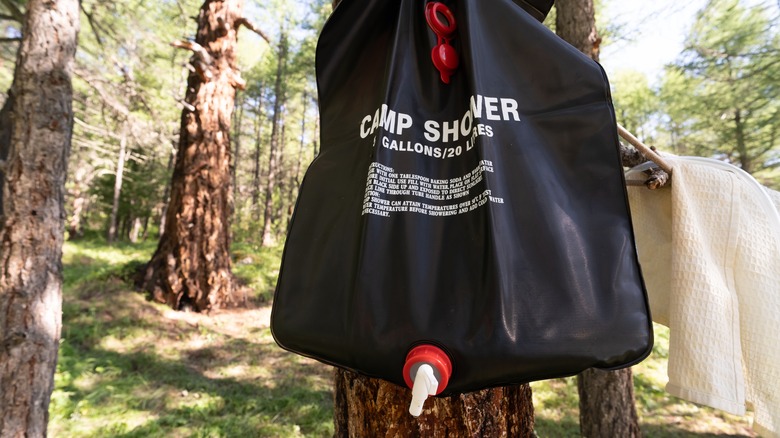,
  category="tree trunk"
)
[0,93,14,215]
[261,29,288,247]
[313,112,320,157]
[250,94,264,222]
[334,369,534,437]
[232,95,244,224]
[141,216,150,241]
[129,217,143,243]
[66,164,91,240]
[139,0,244,312]
[556,1,642,436]
[734,108,752,174]
[0,0,79,436]
[158,144,176,238]
[272,122,287,227]
[578,368,641,437]
[107,125,128,242]
[555,0,601,61]
[286,90,307,224]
